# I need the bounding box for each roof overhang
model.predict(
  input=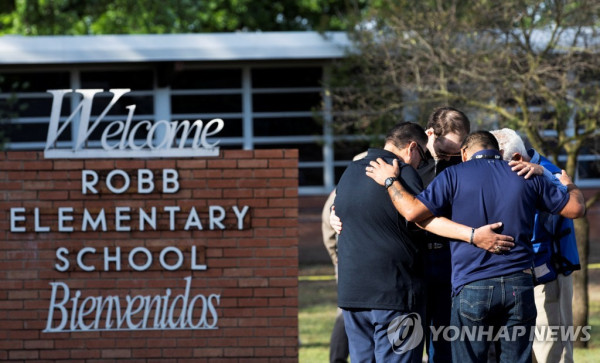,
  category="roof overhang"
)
[0,31,351,65]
